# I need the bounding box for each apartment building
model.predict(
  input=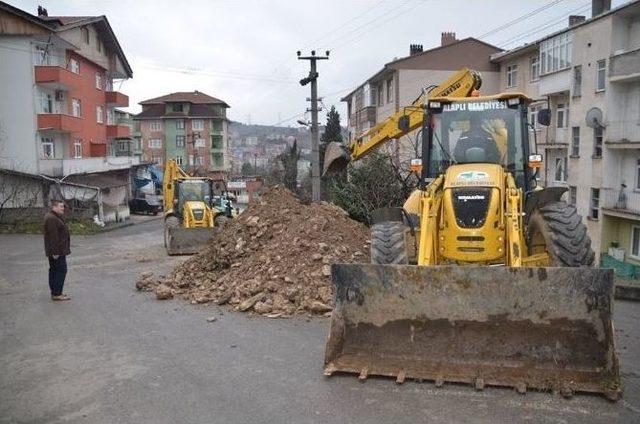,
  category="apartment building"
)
[342,34,502,165]
[135,91,230,180]
[493,0,640,269]
[0,2,136,223]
